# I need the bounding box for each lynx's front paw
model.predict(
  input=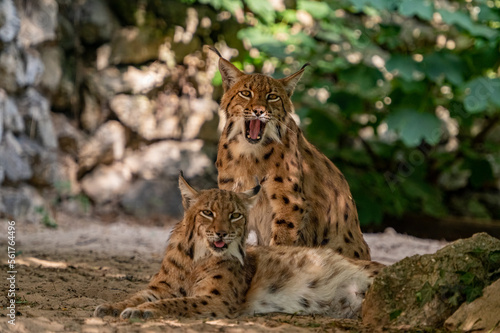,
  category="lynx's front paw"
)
[120,307,157,320]
[94,303,123,317]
